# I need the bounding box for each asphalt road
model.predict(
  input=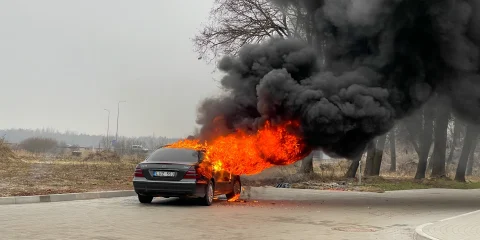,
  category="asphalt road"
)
[1,187,479,240]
